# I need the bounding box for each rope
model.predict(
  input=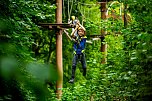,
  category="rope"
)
[63,0,65,19]
[68,0,69,19]
[78,2,84,16]
[78,2,86,25]
[78,2,96,6]
[68,0,74,20]
[69,0,74,20]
